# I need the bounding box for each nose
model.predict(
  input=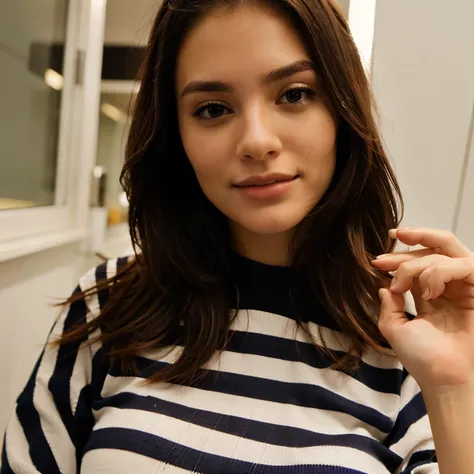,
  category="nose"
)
[236,105,282,161]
